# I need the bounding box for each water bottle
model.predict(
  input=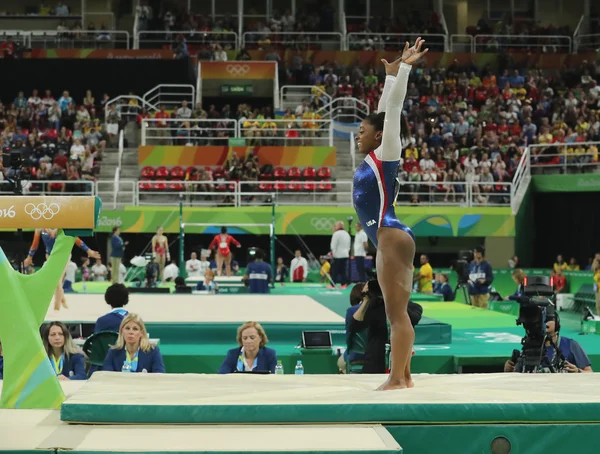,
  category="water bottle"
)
[82,280,87,293]
[121,363,132,373]
[294,360,304,375]
[275,360,284,375]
